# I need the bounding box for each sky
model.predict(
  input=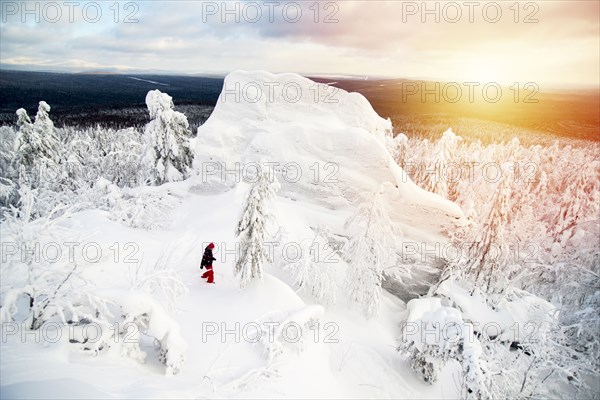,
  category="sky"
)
[0,0,599,88]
